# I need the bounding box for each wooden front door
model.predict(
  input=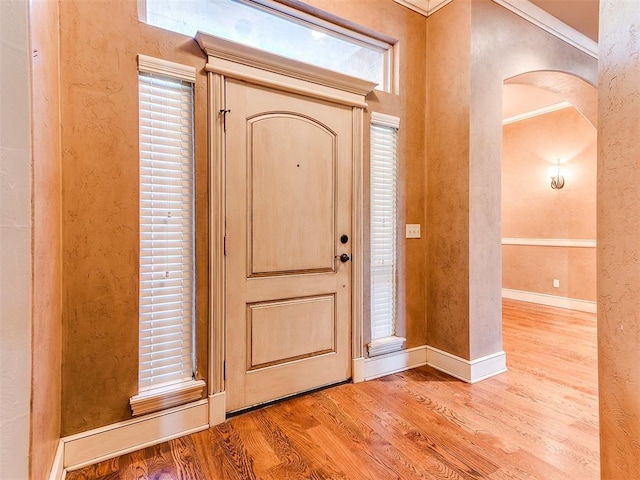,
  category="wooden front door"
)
[224,79,353,412]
